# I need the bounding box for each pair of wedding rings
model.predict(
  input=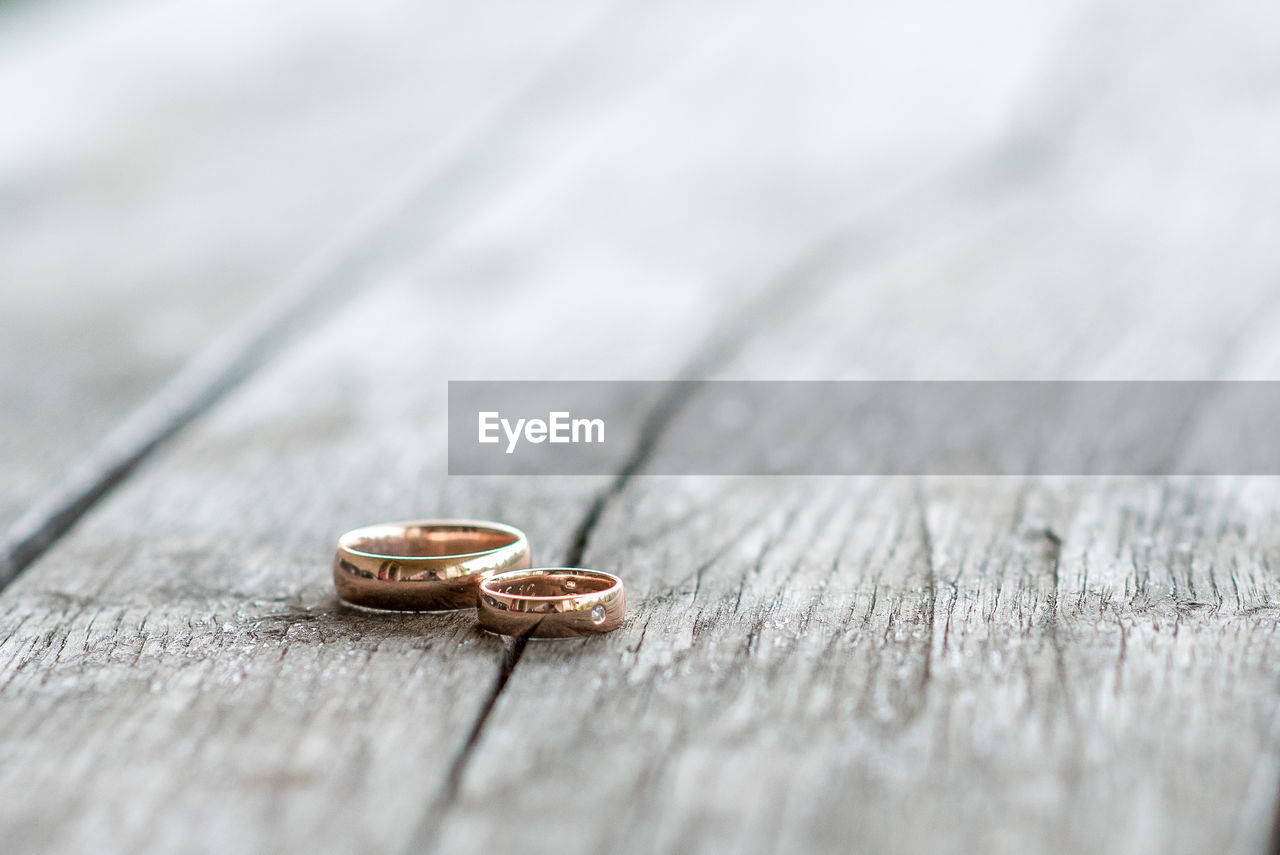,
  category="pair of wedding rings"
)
[332,520,624,639]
